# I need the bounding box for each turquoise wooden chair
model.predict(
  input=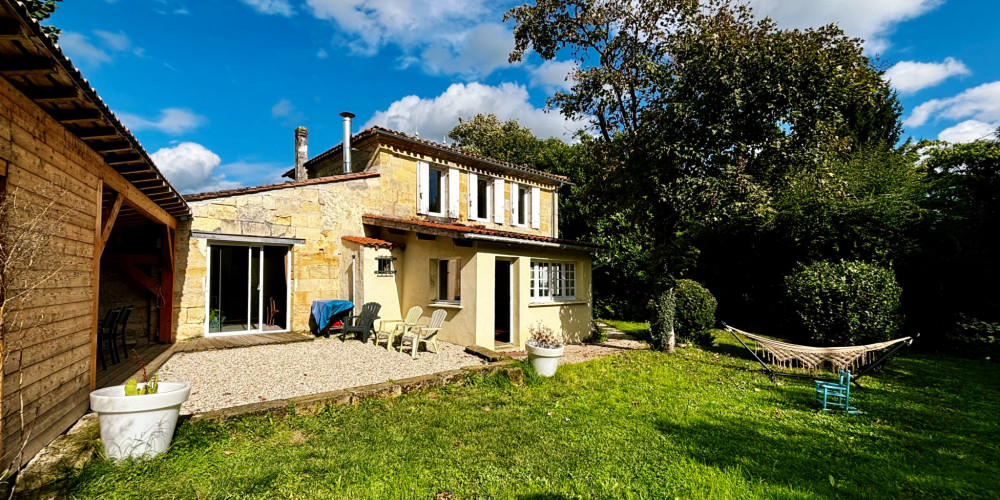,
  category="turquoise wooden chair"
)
[815,369,861,414]
[373,306,422,350]
[399,309,446,359]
